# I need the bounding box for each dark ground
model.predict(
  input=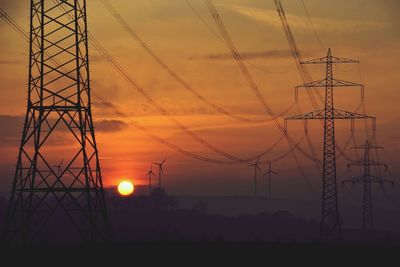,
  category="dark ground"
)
[0,242,399,265]
[0,191,400,263]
